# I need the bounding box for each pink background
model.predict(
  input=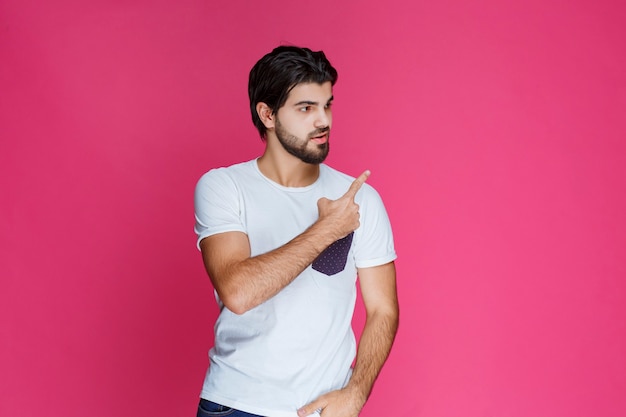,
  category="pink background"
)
[1,1,625,416]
